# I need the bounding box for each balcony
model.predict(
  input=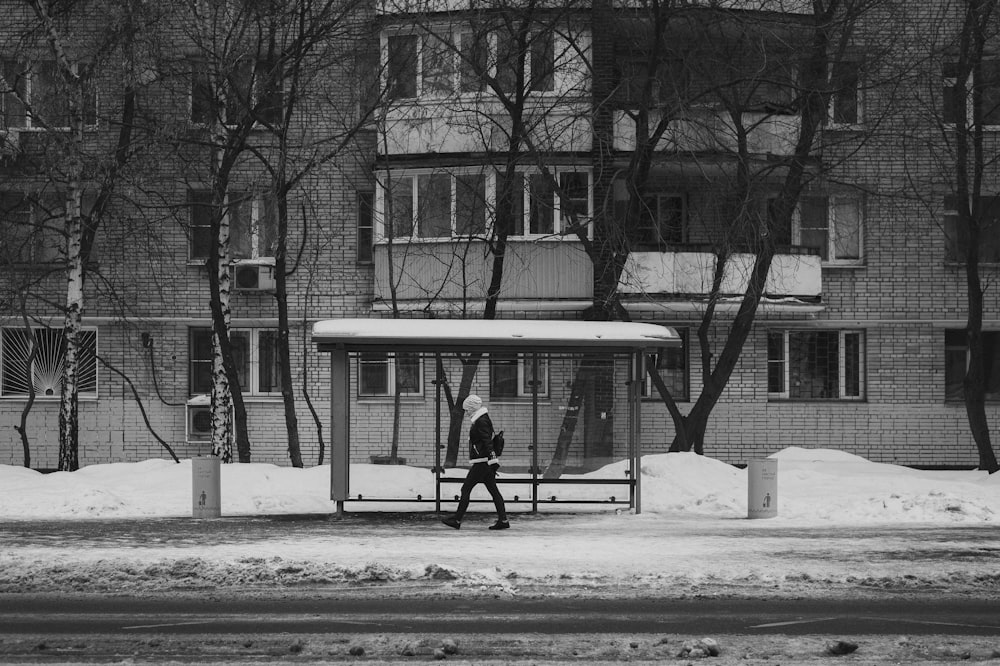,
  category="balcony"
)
[373,239,593,306]
[613,109,799,156]
[619,247,822,299]
[374,240,821,311]
[379,98,592,157]
[376,0,813,16]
